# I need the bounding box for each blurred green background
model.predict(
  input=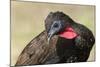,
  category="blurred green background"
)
[11,1,95,66]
